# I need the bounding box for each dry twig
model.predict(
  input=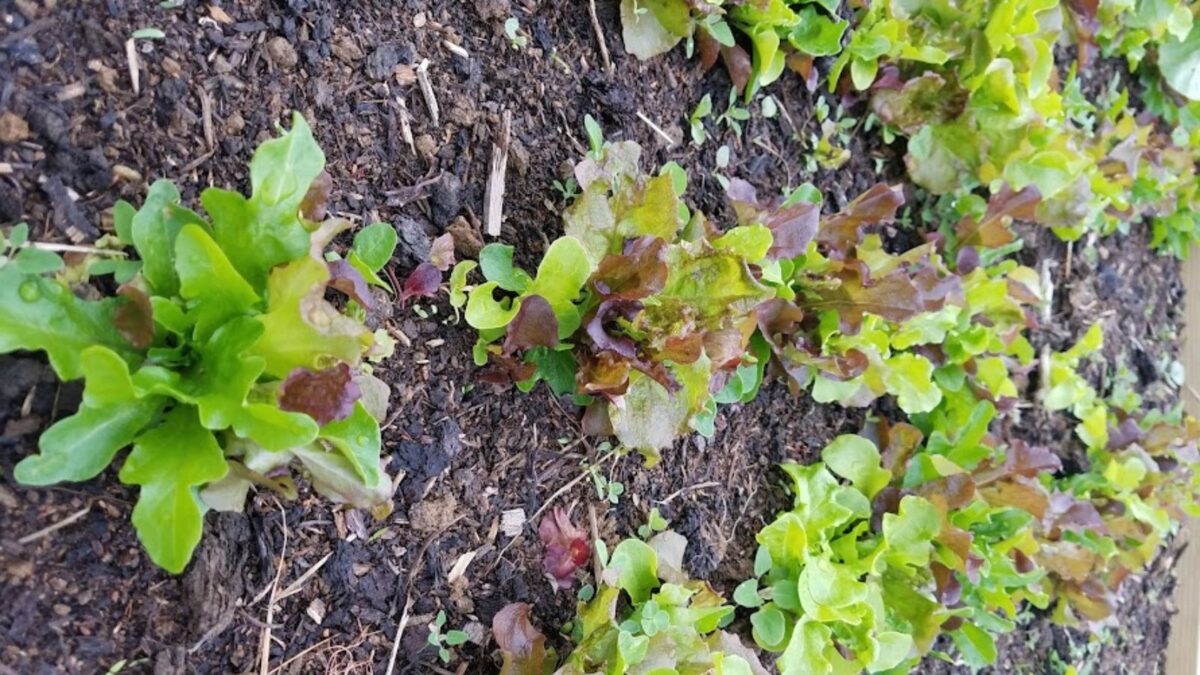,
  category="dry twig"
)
[18,505,90,544]
[588,0,613,72]
[484,110,513,238]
